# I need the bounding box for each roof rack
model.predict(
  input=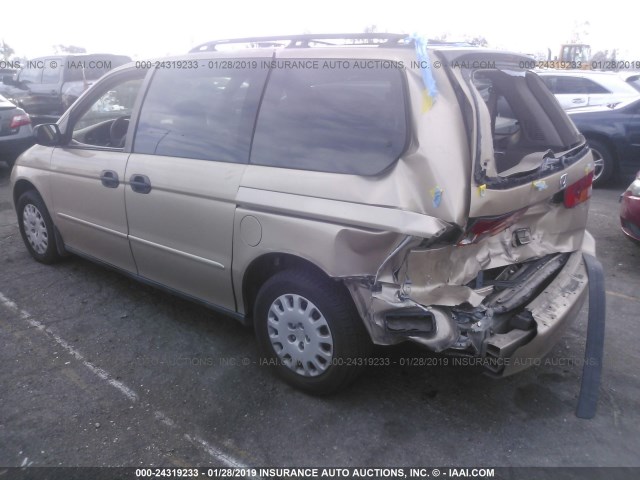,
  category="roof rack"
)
[189,33,417,53]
